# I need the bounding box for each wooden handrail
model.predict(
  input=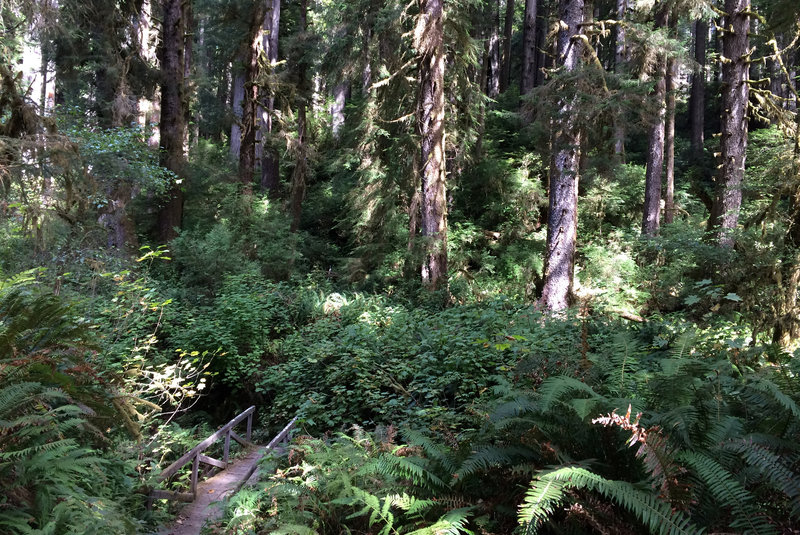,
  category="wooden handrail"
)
[149,407,298,504]
[266,416,297,450]
[157,406,255,483]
